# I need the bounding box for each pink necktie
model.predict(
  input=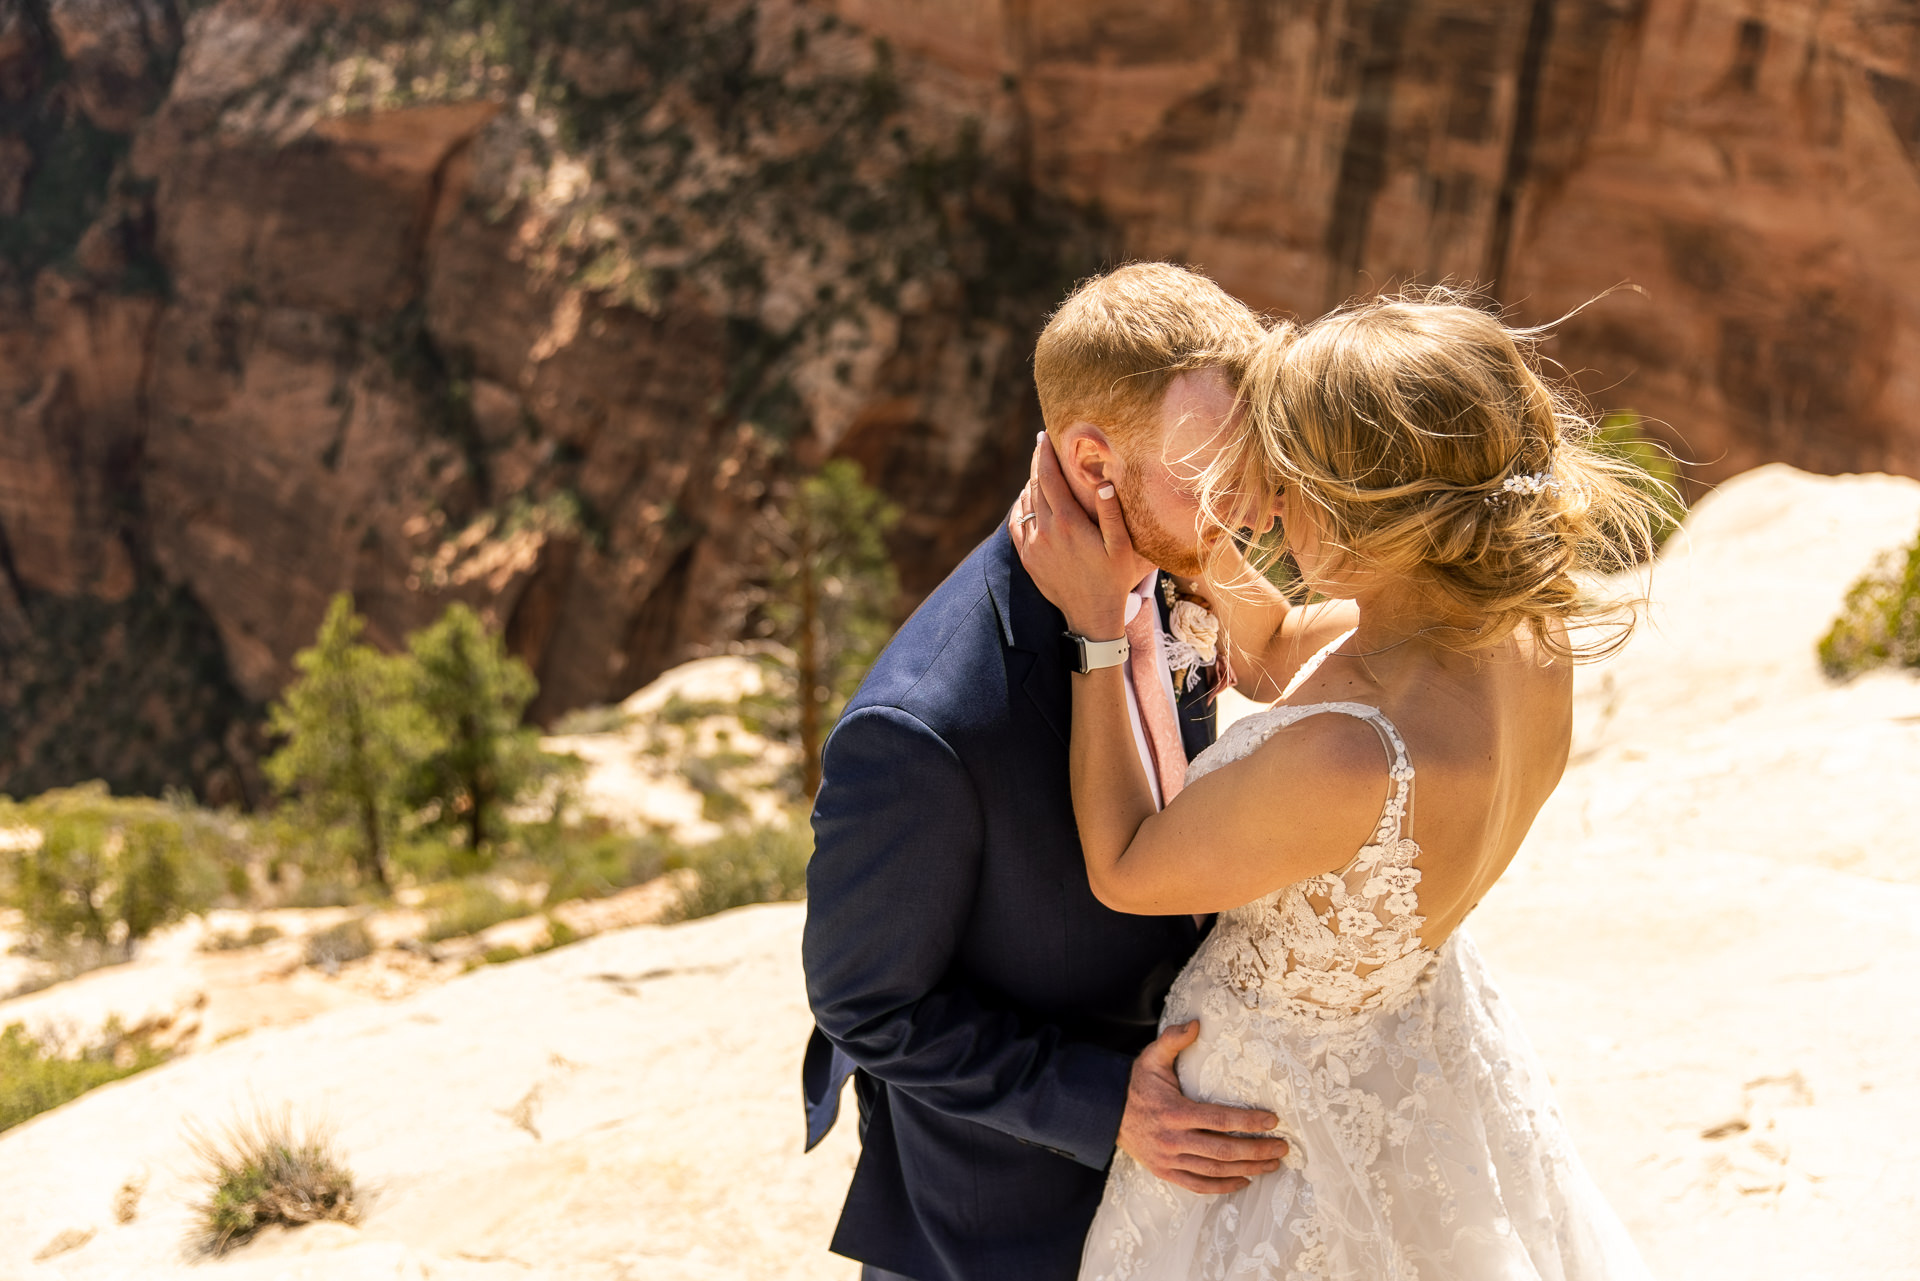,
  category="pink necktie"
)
[1126,605,1187,806]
